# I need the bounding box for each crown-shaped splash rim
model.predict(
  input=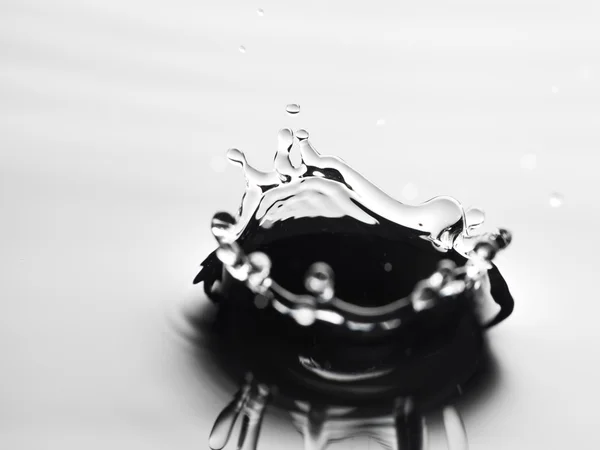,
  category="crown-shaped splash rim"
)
[226,128,485,253]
